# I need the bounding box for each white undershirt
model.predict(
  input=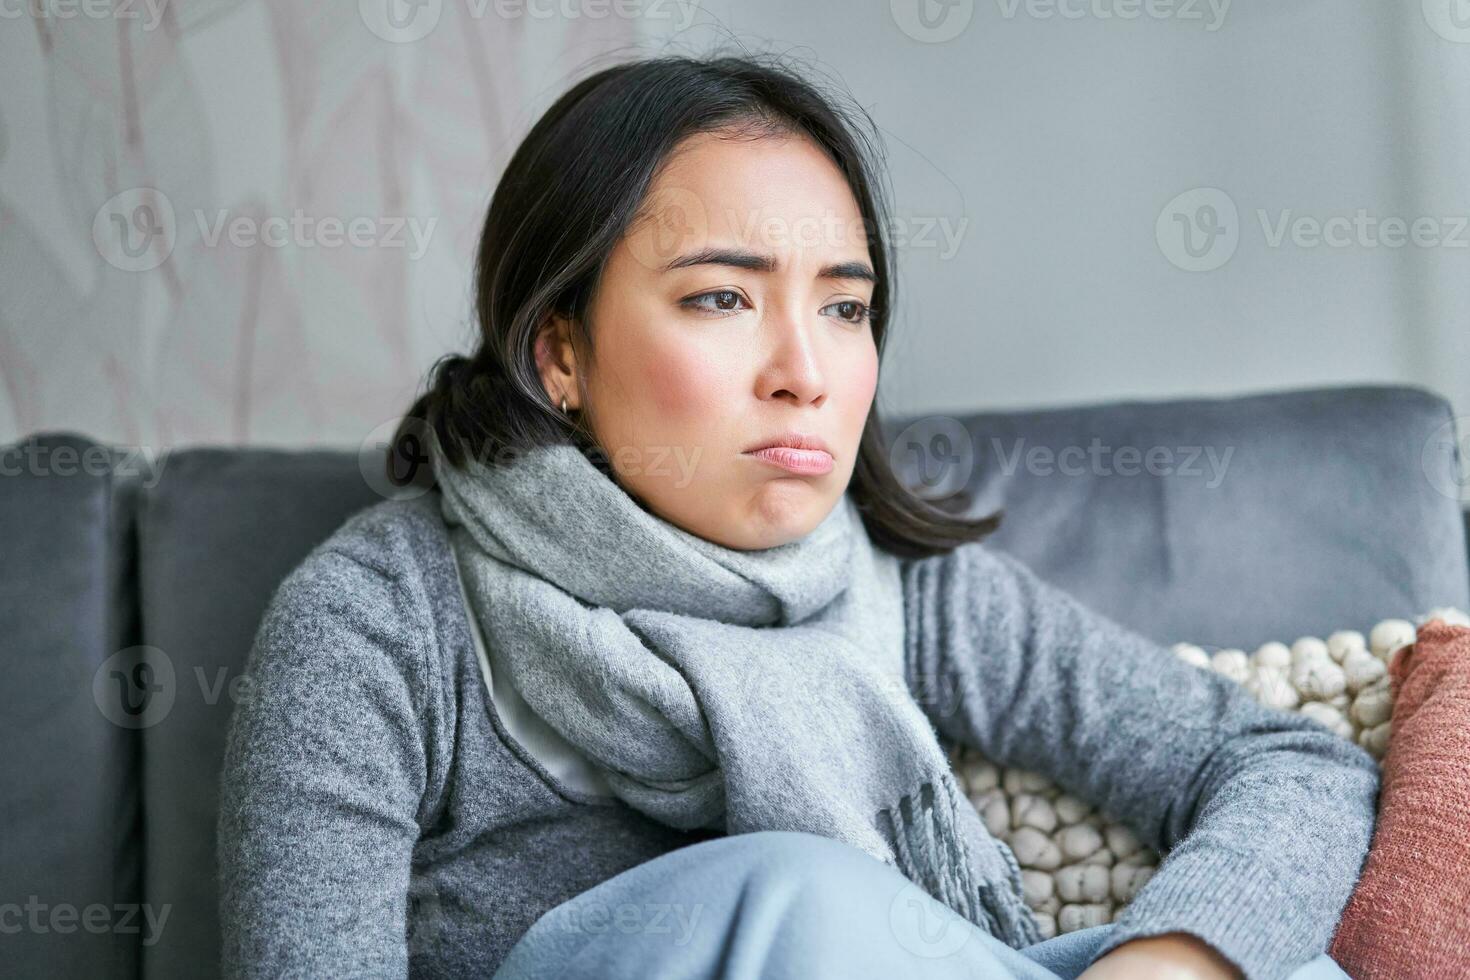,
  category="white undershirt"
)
[451,549,616,799]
